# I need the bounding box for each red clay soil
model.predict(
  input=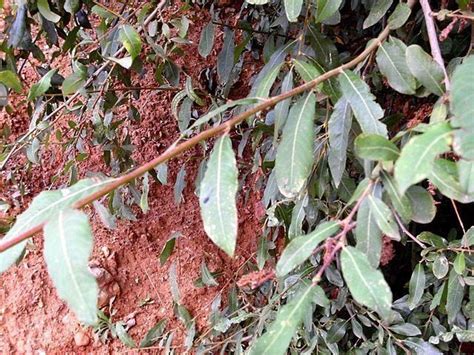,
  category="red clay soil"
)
[1,3,263,352]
